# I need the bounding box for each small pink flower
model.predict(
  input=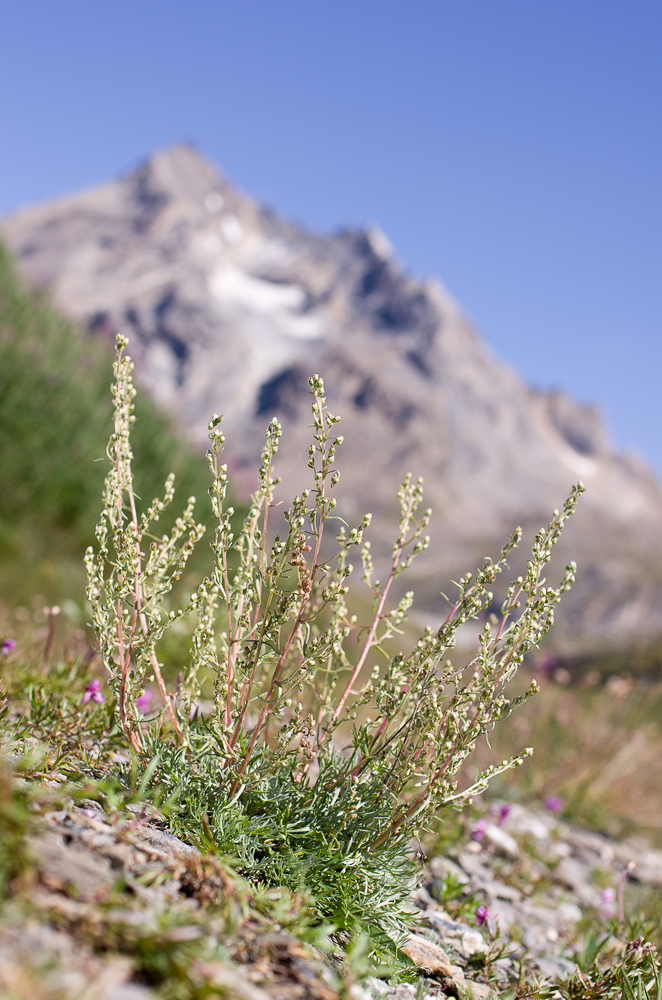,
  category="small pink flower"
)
[476,903,498,928]
[544,795,564,813]
[471,819,487,841]
[1,639,16,655]
[135,689,152,713]
[600,886,616,918]
[82,678,105,705]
